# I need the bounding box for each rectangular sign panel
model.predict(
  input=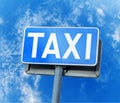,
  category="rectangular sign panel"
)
[21,27,99,66]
